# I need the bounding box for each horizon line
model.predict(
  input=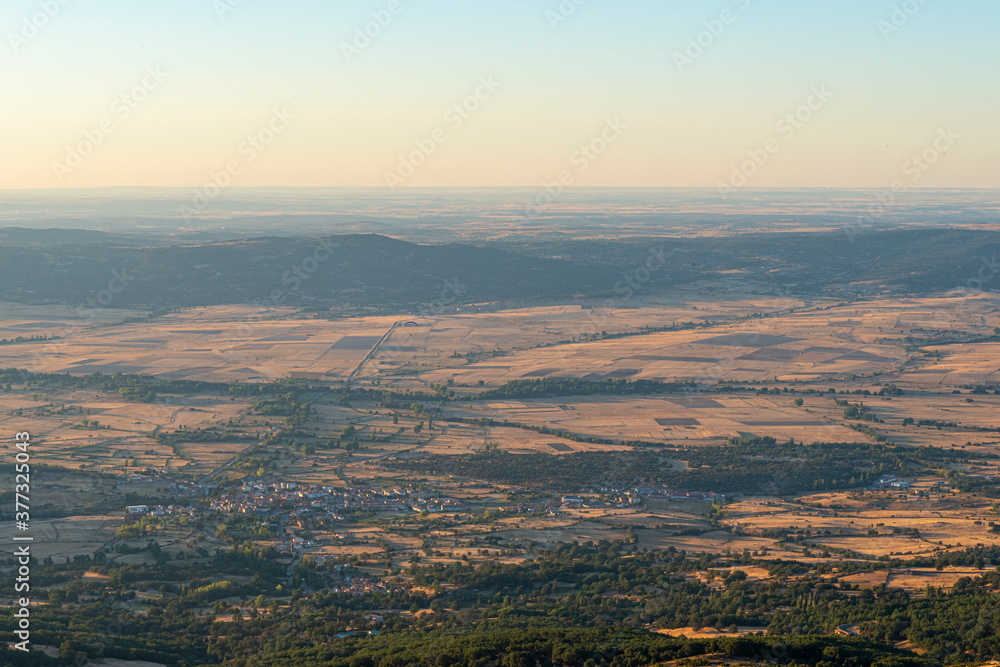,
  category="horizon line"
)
[2,185,999,193]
